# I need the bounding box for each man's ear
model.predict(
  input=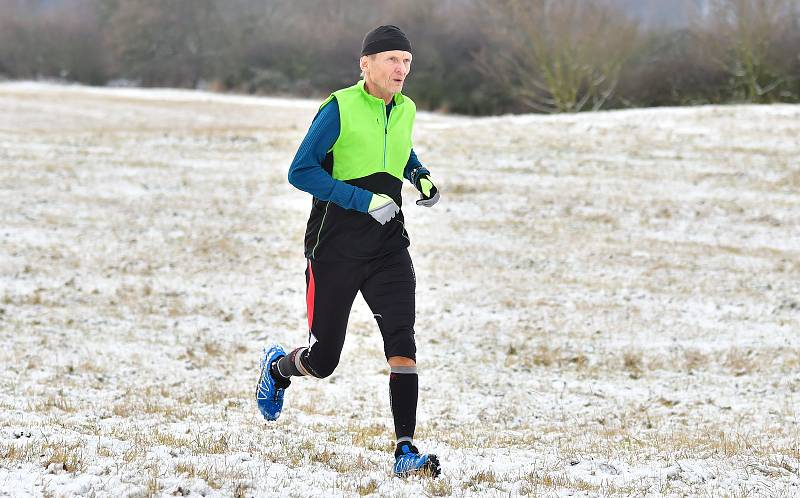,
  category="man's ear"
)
[359,55,369,74]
